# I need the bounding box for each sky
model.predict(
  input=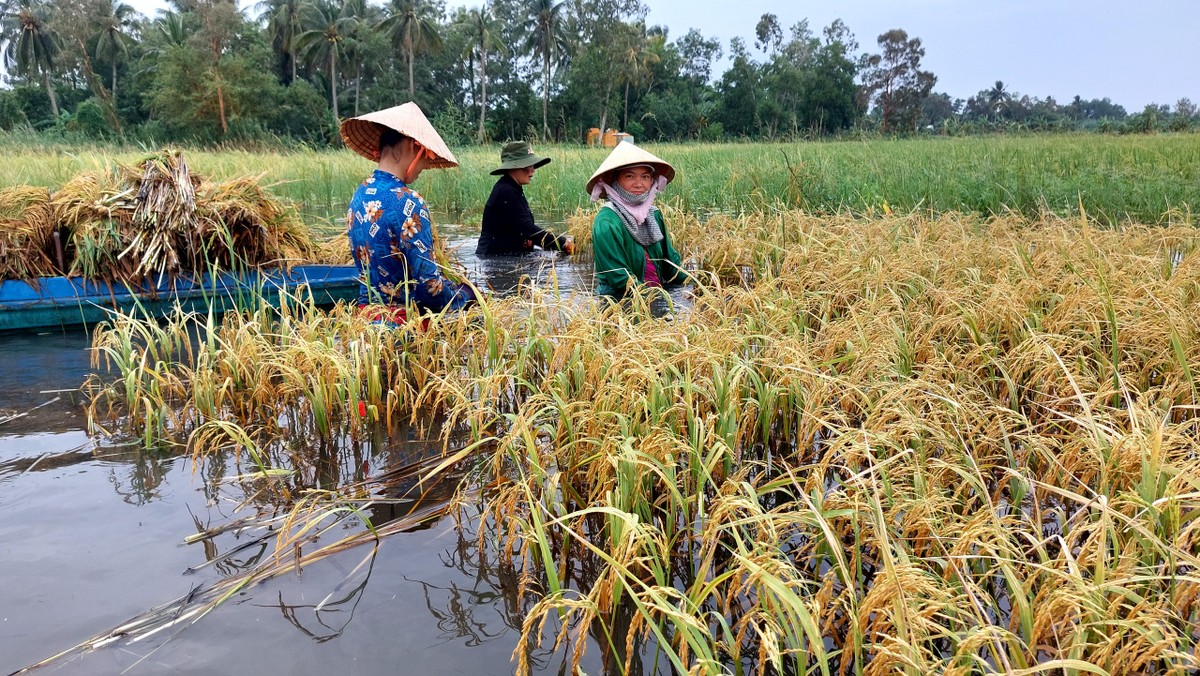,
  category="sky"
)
[126,0,1199,112]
